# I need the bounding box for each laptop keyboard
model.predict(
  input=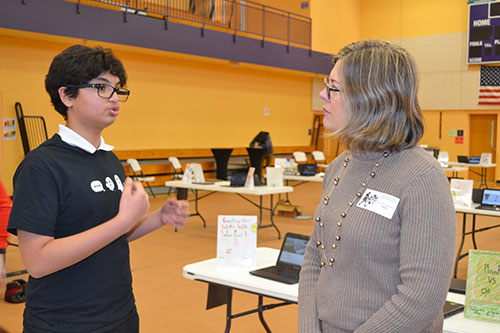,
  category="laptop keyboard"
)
[249,233,310,284]
[478,205,500,211]
[272,265,300,280]
[267,267,299,284]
